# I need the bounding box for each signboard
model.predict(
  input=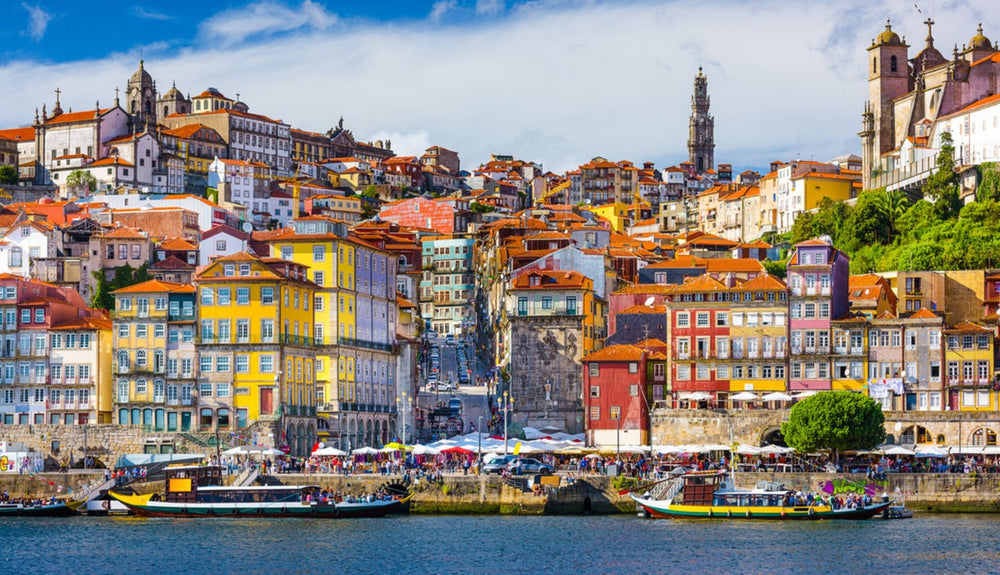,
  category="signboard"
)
[234,387,250,396]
